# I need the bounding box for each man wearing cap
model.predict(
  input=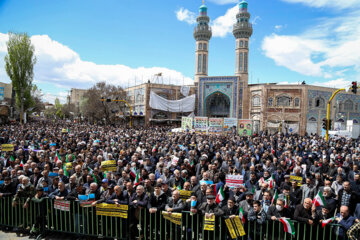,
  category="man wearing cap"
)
[279,175,291,191]
[198,194,224,217]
